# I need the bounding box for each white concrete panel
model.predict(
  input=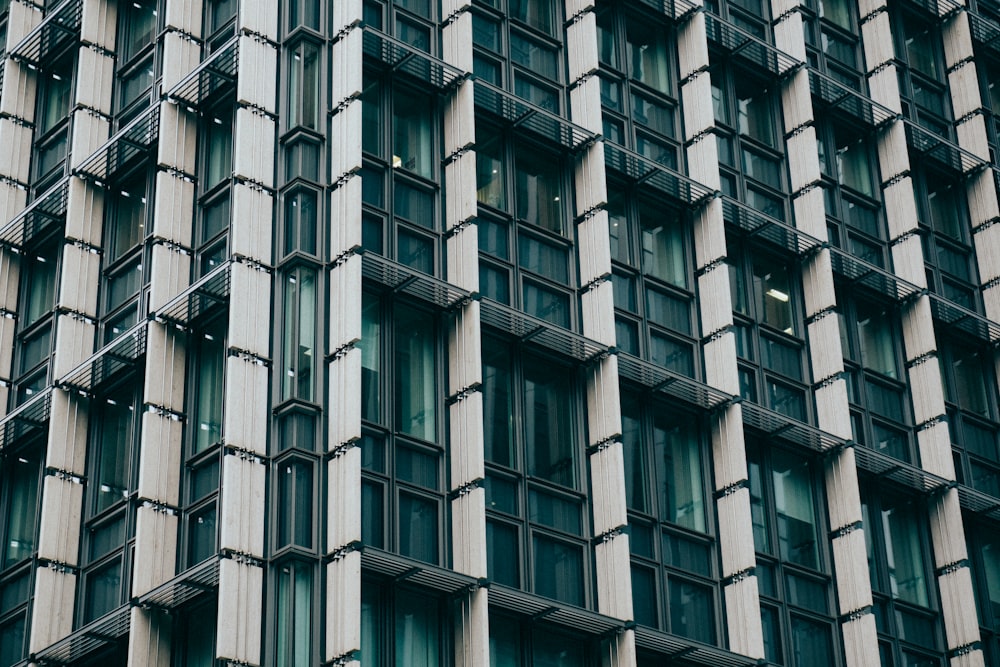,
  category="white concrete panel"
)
[938,566,982,650]
[148,243,191,312]
[594,532,632,620]
[808,312,845,384]
[75,48,115,116]
[331,28,364,108]
[949,649,986,667]
[164,0,202,37]
[585,355,622,446]
[907,356,946,425]
[329,259,363,348]
[862,13,895,73]
[325,551,362,660]
[29,566,77,653]
[686,130,721,190]
[815,379,852,440]
[832,529,873,614]
[445,149,476,228]
[901,295,935,360]
[162,31,202,92]
[158,101,199,174]
[219,453,266,556]
[0,181,28,229]
[329,170,363,257]
[786,126,820,193]
[949,62,982,122]
[984,284,1000,328]
[928,489,969,568]
[711,405,749,486]
[578,208,611,286]
[717,486,757,575]
[443,11,473,73]
[955,112,990,163]
[446,224,479,292]
[0,248,20,310]
[80,0,118,51]
[152,169,195,247]
[0,317,15,381]
[0,118,37,184]
[328,348,362,450]
[449,392,485,487]
[127,607,173,667]
[451,486,487,578]
[51,313,96,380]
[692,198,726,267]
[876,123,910,185]
[447,304,481,395]
[792,184,826,241]
[239,0,278,41]
[132,505,179,596]
[890,234,926,288]
[574,141,608,216]
[231,182,274,263]
[65,176,105,246]
[137,410,184,505]
[967,168,1000,227]
[6,1,44,46]
[780,70,813,136]
[326,446,361,551]
[455,587,491,667]
[581,278,616,345]
[36,474,83,564]
[227,261,272,355]
[681,71,714,140]
[45,389,89,474]
[237,35,278,114]
[222,357,269,456]
[802,249,836,318]
[942,14,974,70]
[233,107,275,187]
[447,82,476,160]
[0,60,37,121]
[567,11,597,84]
[56,242,100,316]
[678,13,709,79]
[704,330,739,395]
[698,264,733,337]
[842,613,881,667]
[216,558,264,664]
[589,441,627,536]
[824,447,863,526]
[723,575,765,659]
[867,67,901,113]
